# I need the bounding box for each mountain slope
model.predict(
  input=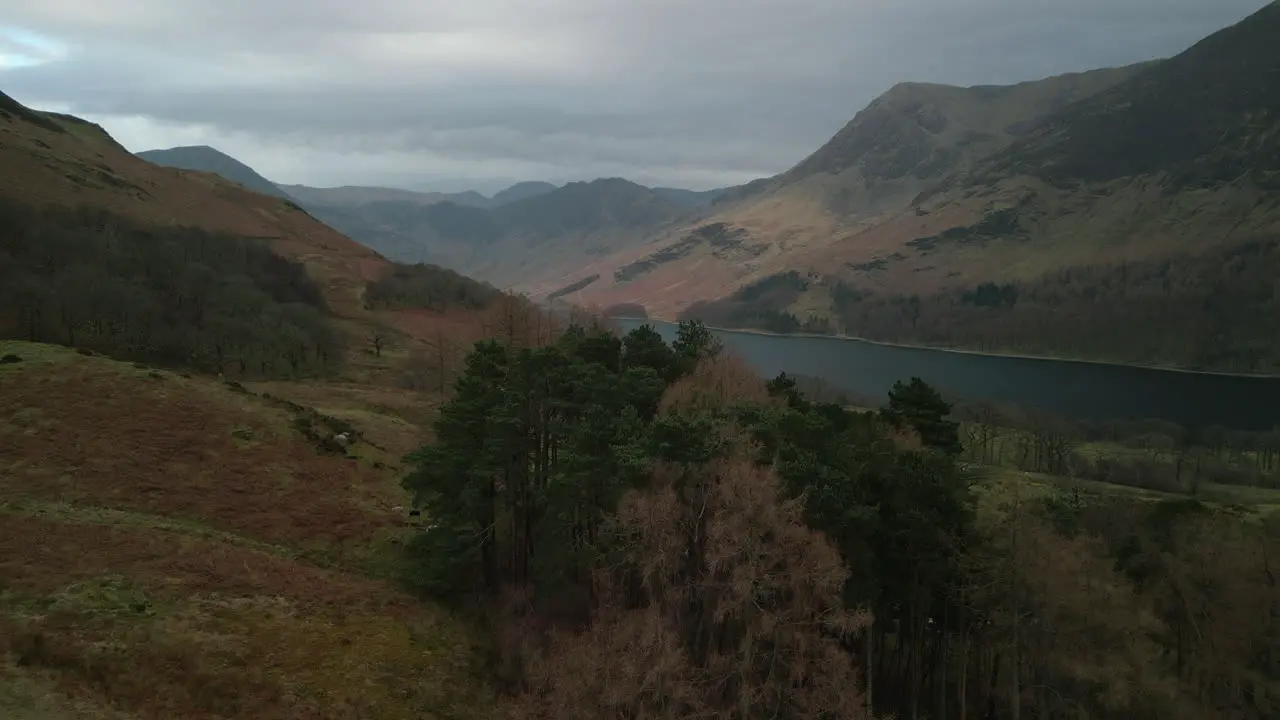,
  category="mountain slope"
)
[491,180,558,206]
[137,144,294,200]
[498,178,685,240]
[652,185,734,208]
[280,183,491,208]
[0,99,383,319]
[0,92,514,717]
[984,1,1280,190]
[299,177,696,288]
[0,90,508,385]
[518,62,1151,313]
[0,341,495,719]
[521,2,1280,372]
